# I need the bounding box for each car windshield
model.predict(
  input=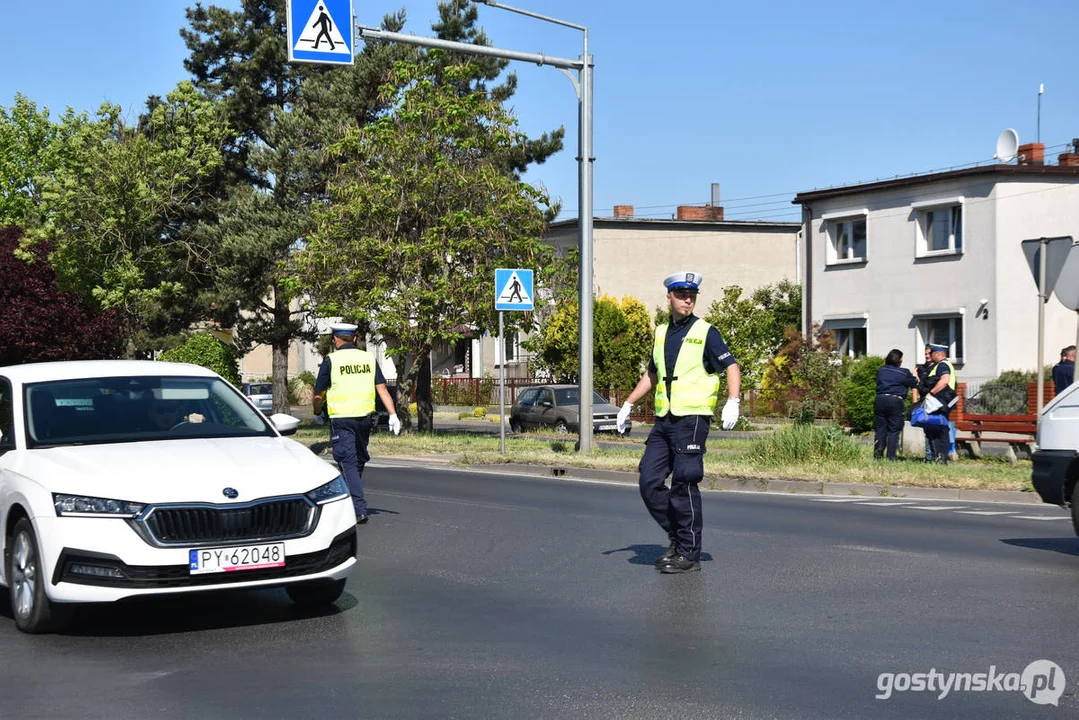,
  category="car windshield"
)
[246,383,272,396]
[553,388,610,407]
[24,375,276,448]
